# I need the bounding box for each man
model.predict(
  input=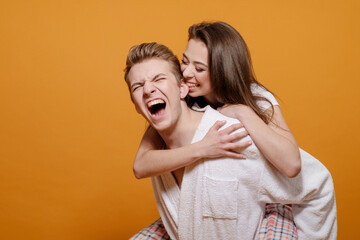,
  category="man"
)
[124,42,337,240]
